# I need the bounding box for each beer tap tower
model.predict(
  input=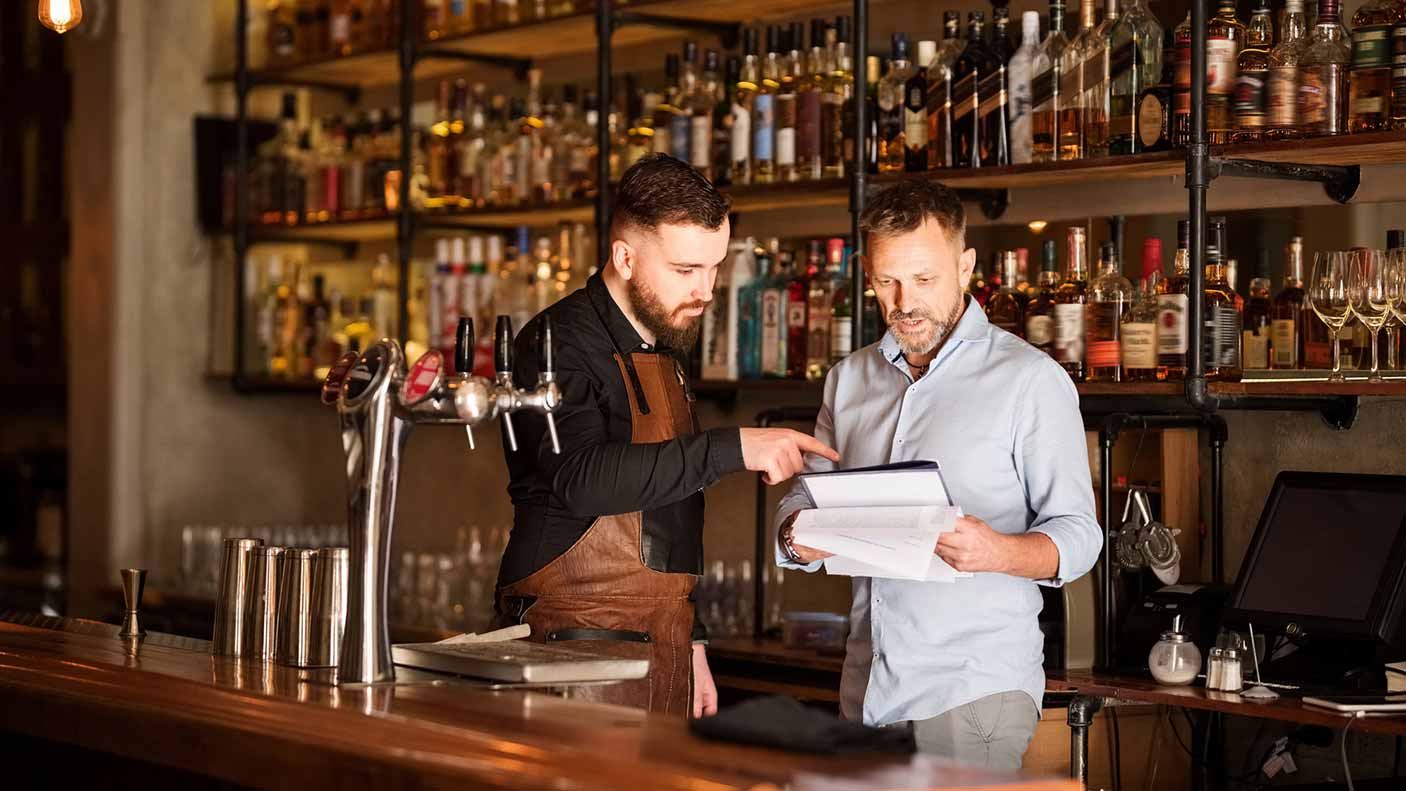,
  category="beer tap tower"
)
[321,314,560,684]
